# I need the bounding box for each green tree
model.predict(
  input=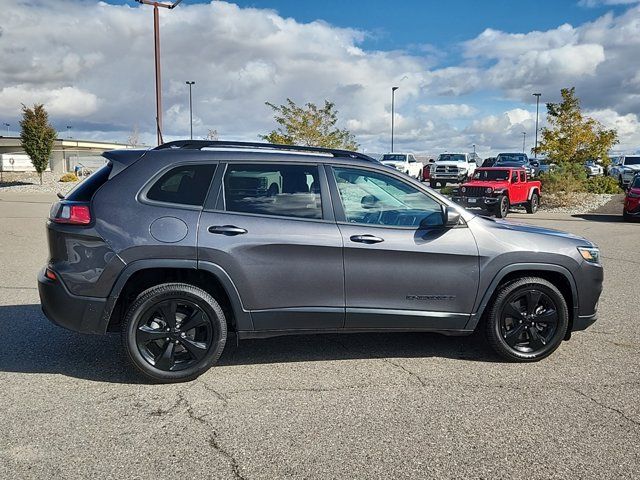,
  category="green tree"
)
[261,99,359,151]
[537,87,618,166]
[19,104,56,185]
